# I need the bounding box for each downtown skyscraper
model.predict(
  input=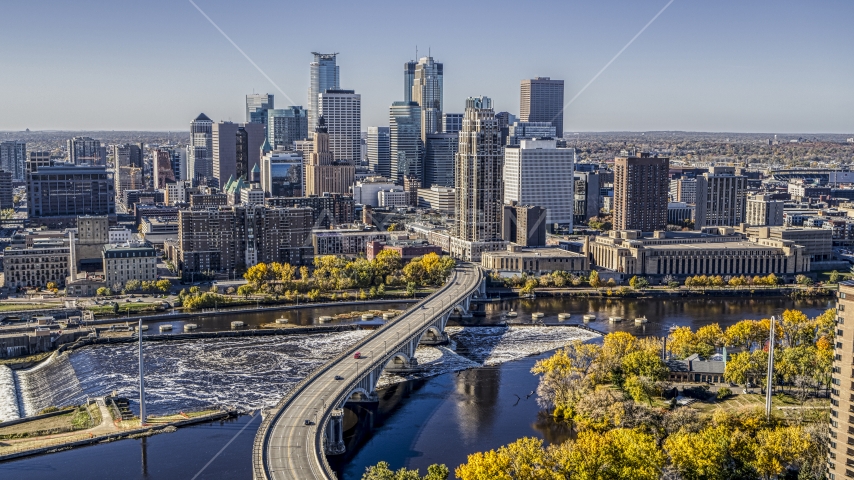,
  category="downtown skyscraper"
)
[246,93,274,125]
[189,113,214,186]
[409,56,443,141]
[318,89,361,165]
[453,97,504,243]
[520,77,565,138]
[389,101,421,184]
[308,52,340,130]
